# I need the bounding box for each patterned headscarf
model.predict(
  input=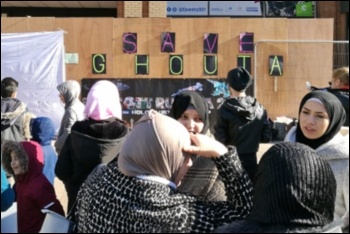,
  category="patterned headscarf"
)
[118,110,190,182]
[296,90,346,149]
[84,80,122,120]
